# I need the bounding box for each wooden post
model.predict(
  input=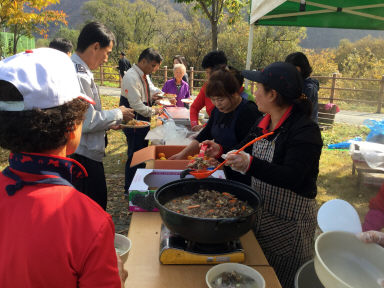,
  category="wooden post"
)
[119,74,121,88]
[377,75,384,113]
[330,73,337,103]
[100,66,104,86]
[164,66,168,83]
[190,67,194,96]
